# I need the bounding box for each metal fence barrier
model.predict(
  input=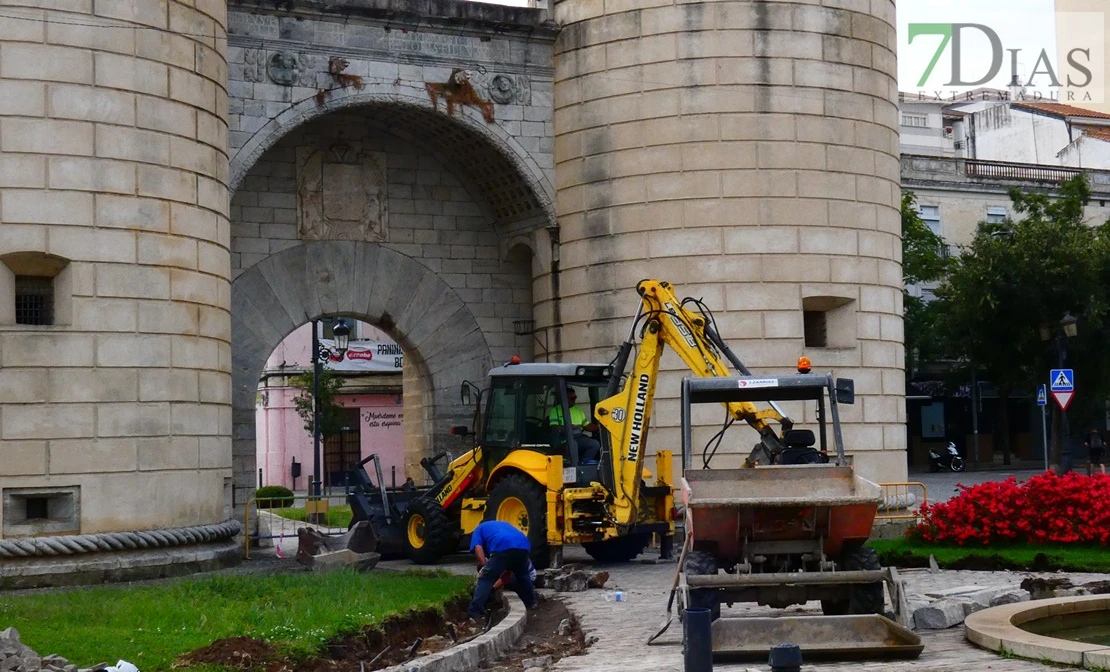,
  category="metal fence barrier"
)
[876,482,928,523]
[243,494,351,559]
